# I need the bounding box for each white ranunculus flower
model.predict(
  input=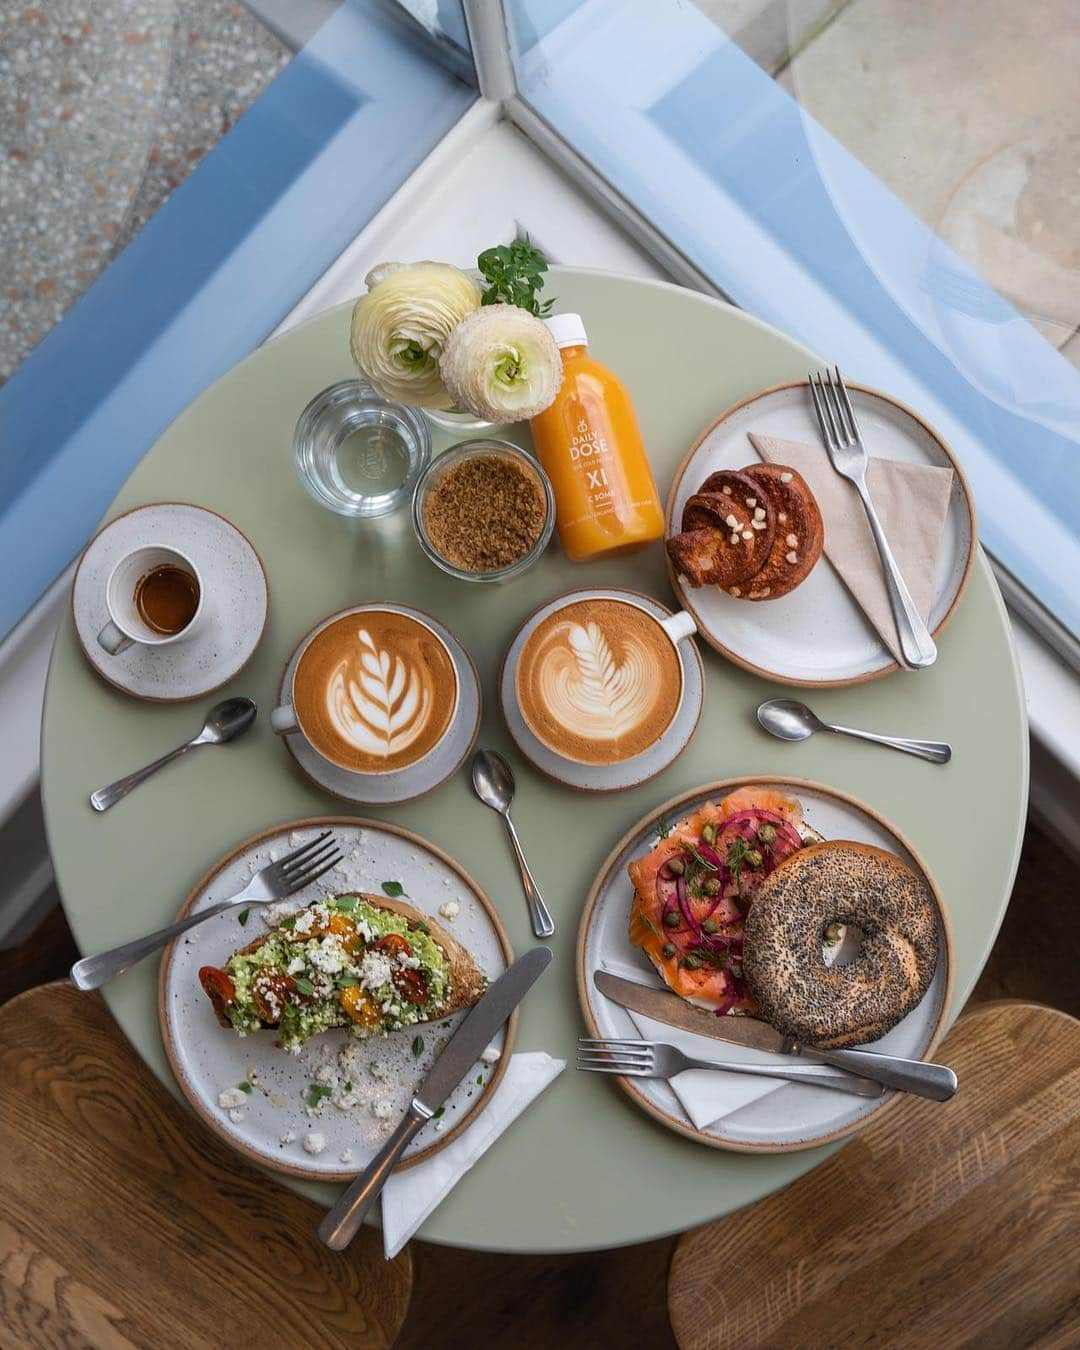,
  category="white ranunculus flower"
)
[439,305,562,423]
[349,261,480,409]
